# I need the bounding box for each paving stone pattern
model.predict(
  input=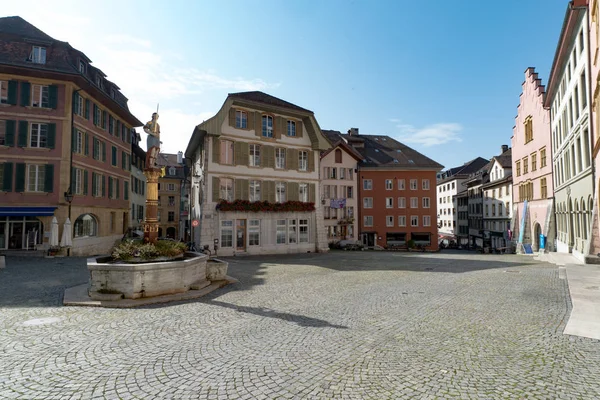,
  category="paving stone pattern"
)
[0,251,599,399]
